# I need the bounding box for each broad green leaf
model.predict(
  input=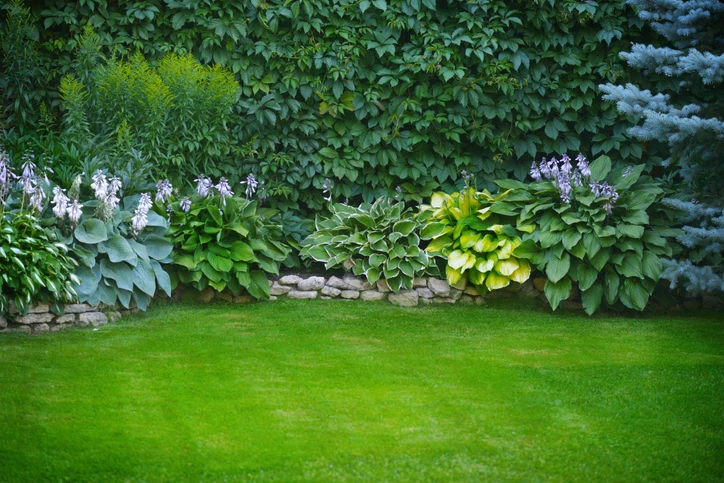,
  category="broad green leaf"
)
[420,222,448,239]
[577,263,598,291]
[581,283,603,315]
[617,252,643,279]
[230,241,257,262]
[100,259,134,291]
[207,252,233,272]
[618,224,644,238]
[589,247,611,271]
[485,271,510,291]
[546,253,570,283]
[642,251,662,281]
[604,269,620,304]
[583,232,601,259]
[544,276,572,311]
[509,259,532,283]
[562,229,582,252]
[132,258,157,296]
[247,271,270,299]
[74,219,108,244]
[589,155,612,180]
[392,221,416,236]
[495,258,519,276]
[150,259,171,297]
[99,235,137,265]
[620,278,650,311]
